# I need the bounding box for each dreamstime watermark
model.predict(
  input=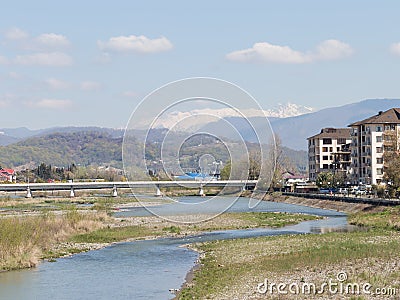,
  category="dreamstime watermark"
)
[122,77,276,223]
[257,272,397,297]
